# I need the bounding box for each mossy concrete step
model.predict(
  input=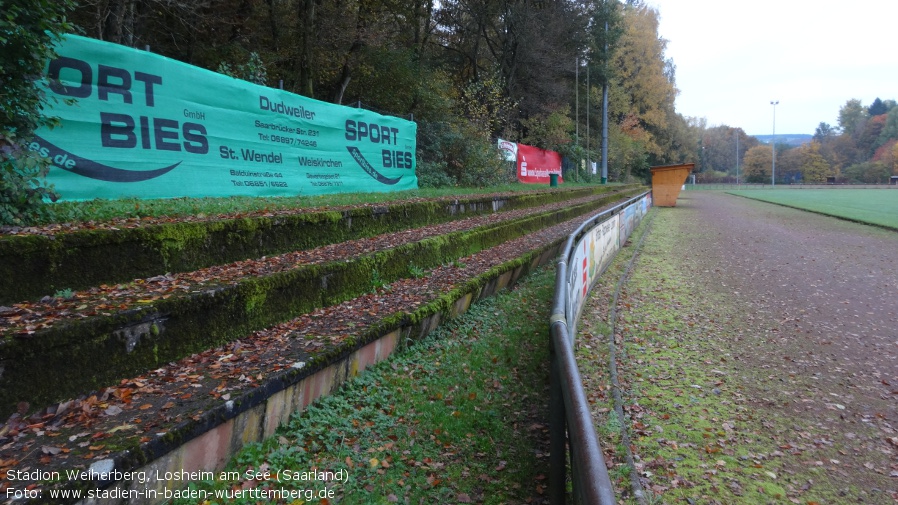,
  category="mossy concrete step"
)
[0,189,644,418]
[0,186,639,304]
[4,237,564,504]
